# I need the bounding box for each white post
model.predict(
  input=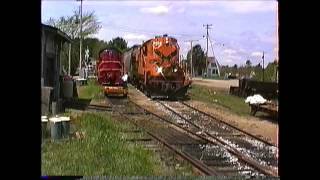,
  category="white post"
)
[190,41,193,77]
[79,0,83,74]
[68,43,71,76]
